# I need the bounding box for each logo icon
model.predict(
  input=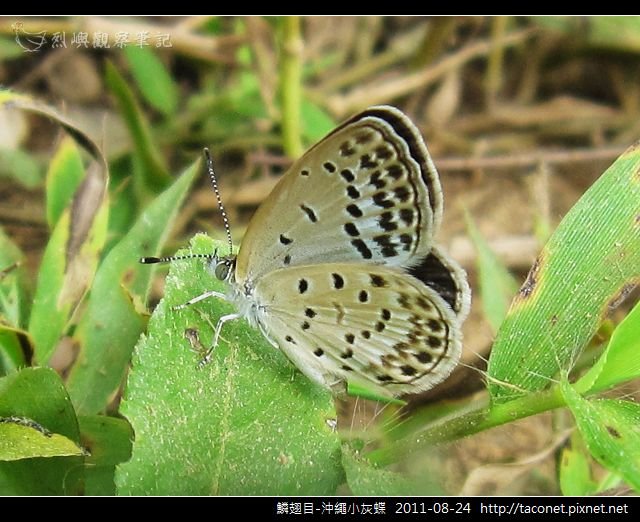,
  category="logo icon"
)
[12,22,47,53]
